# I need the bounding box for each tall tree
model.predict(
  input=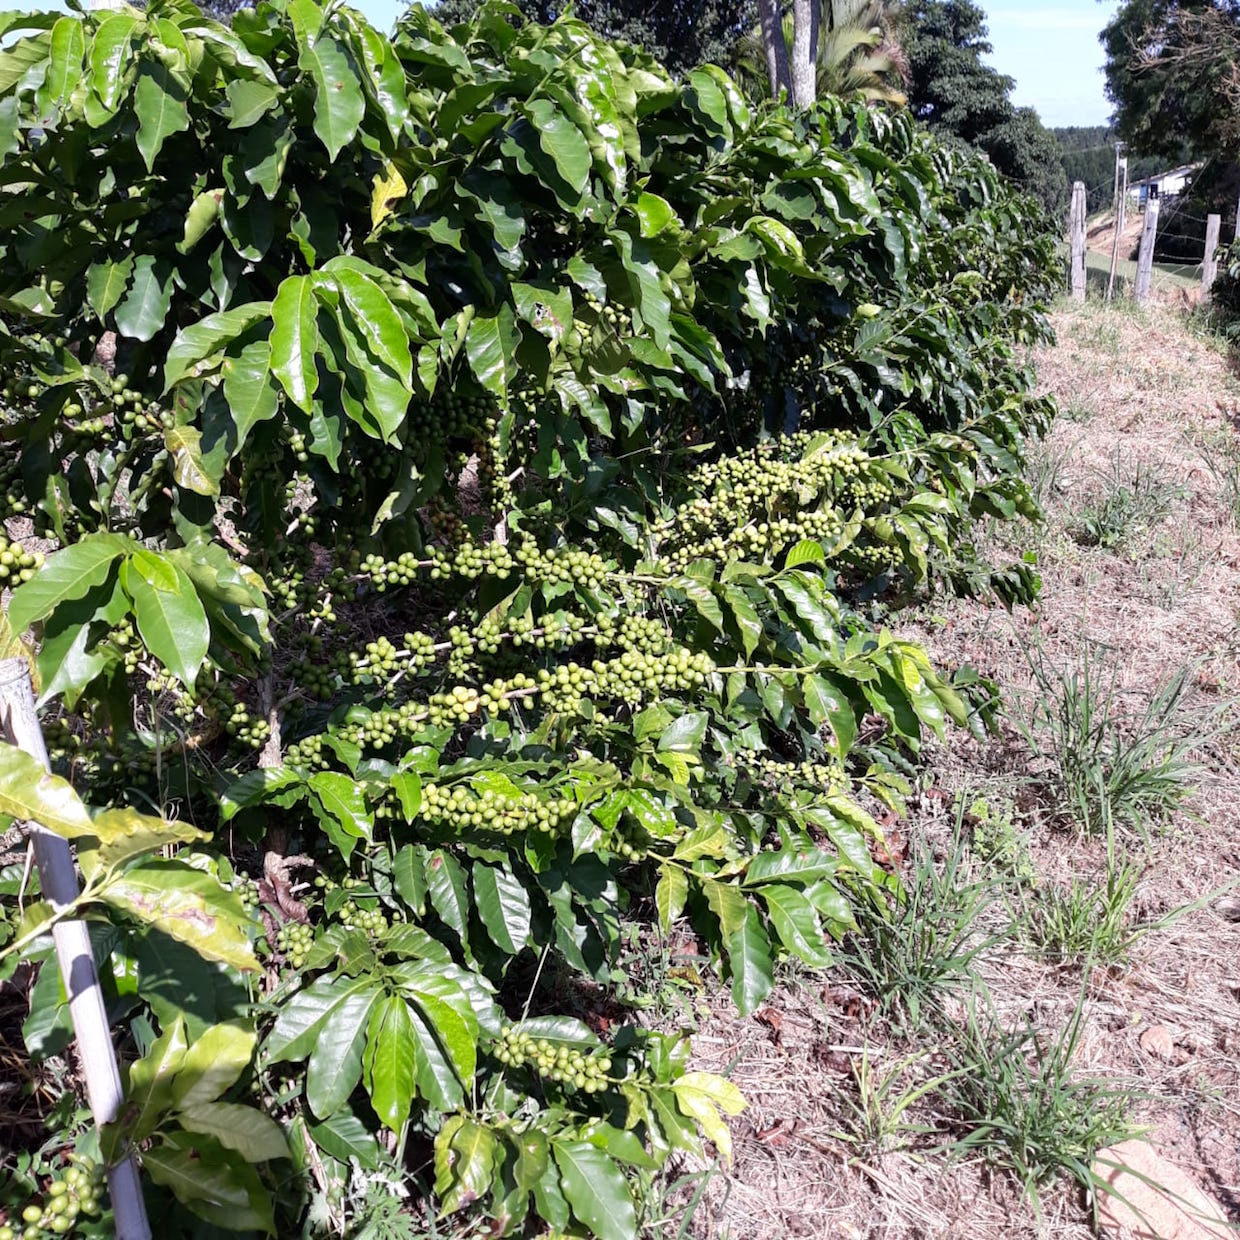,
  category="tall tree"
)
[902,0,1067,209]
[737,0,907,103]
[1102,0,1240,159]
